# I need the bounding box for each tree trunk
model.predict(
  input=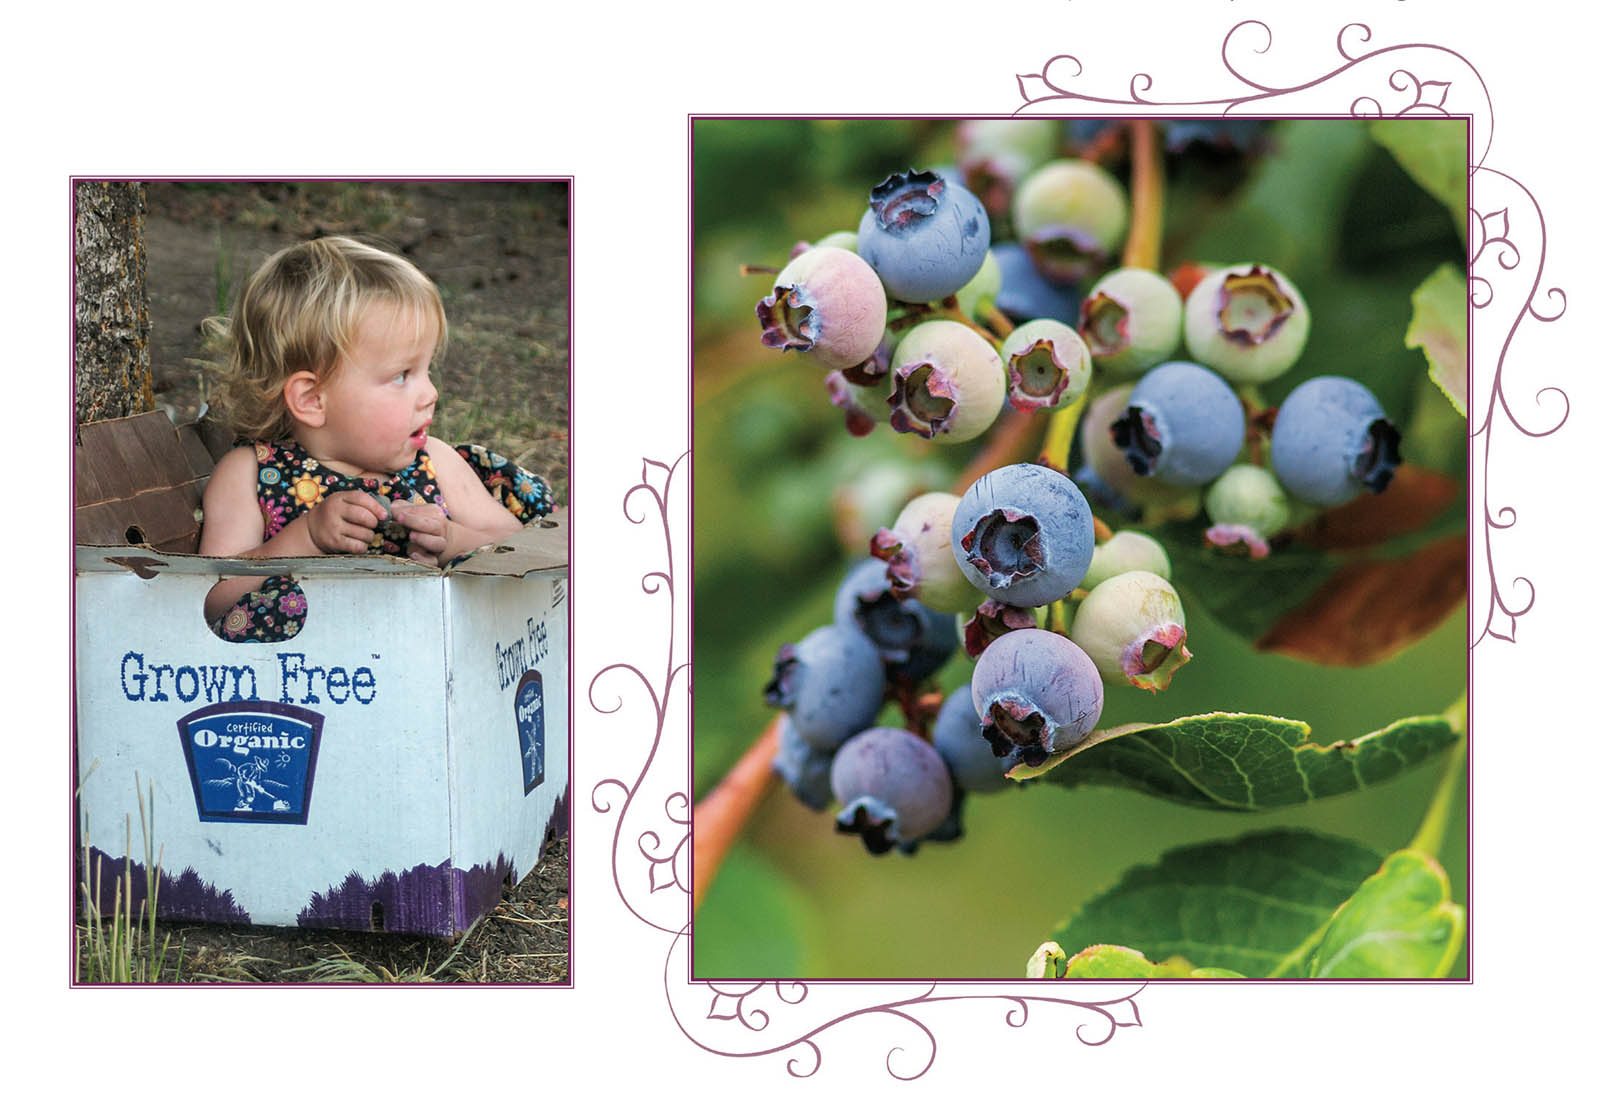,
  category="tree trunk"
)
[74,181,151,423]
